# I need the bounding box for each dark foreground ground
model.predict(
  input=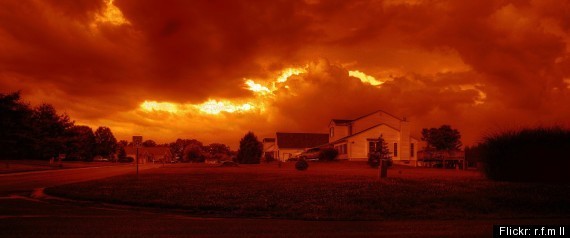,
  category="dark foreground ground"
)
[2,195,568,238]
